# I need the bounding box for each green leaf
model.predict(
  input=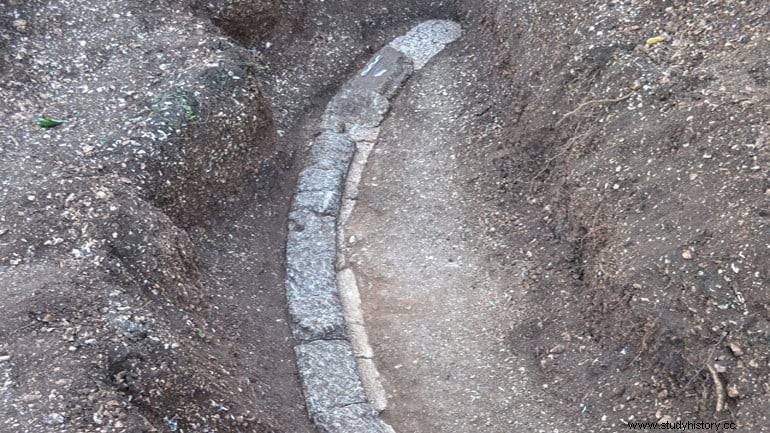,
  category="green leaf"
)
[36,117,67,128]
